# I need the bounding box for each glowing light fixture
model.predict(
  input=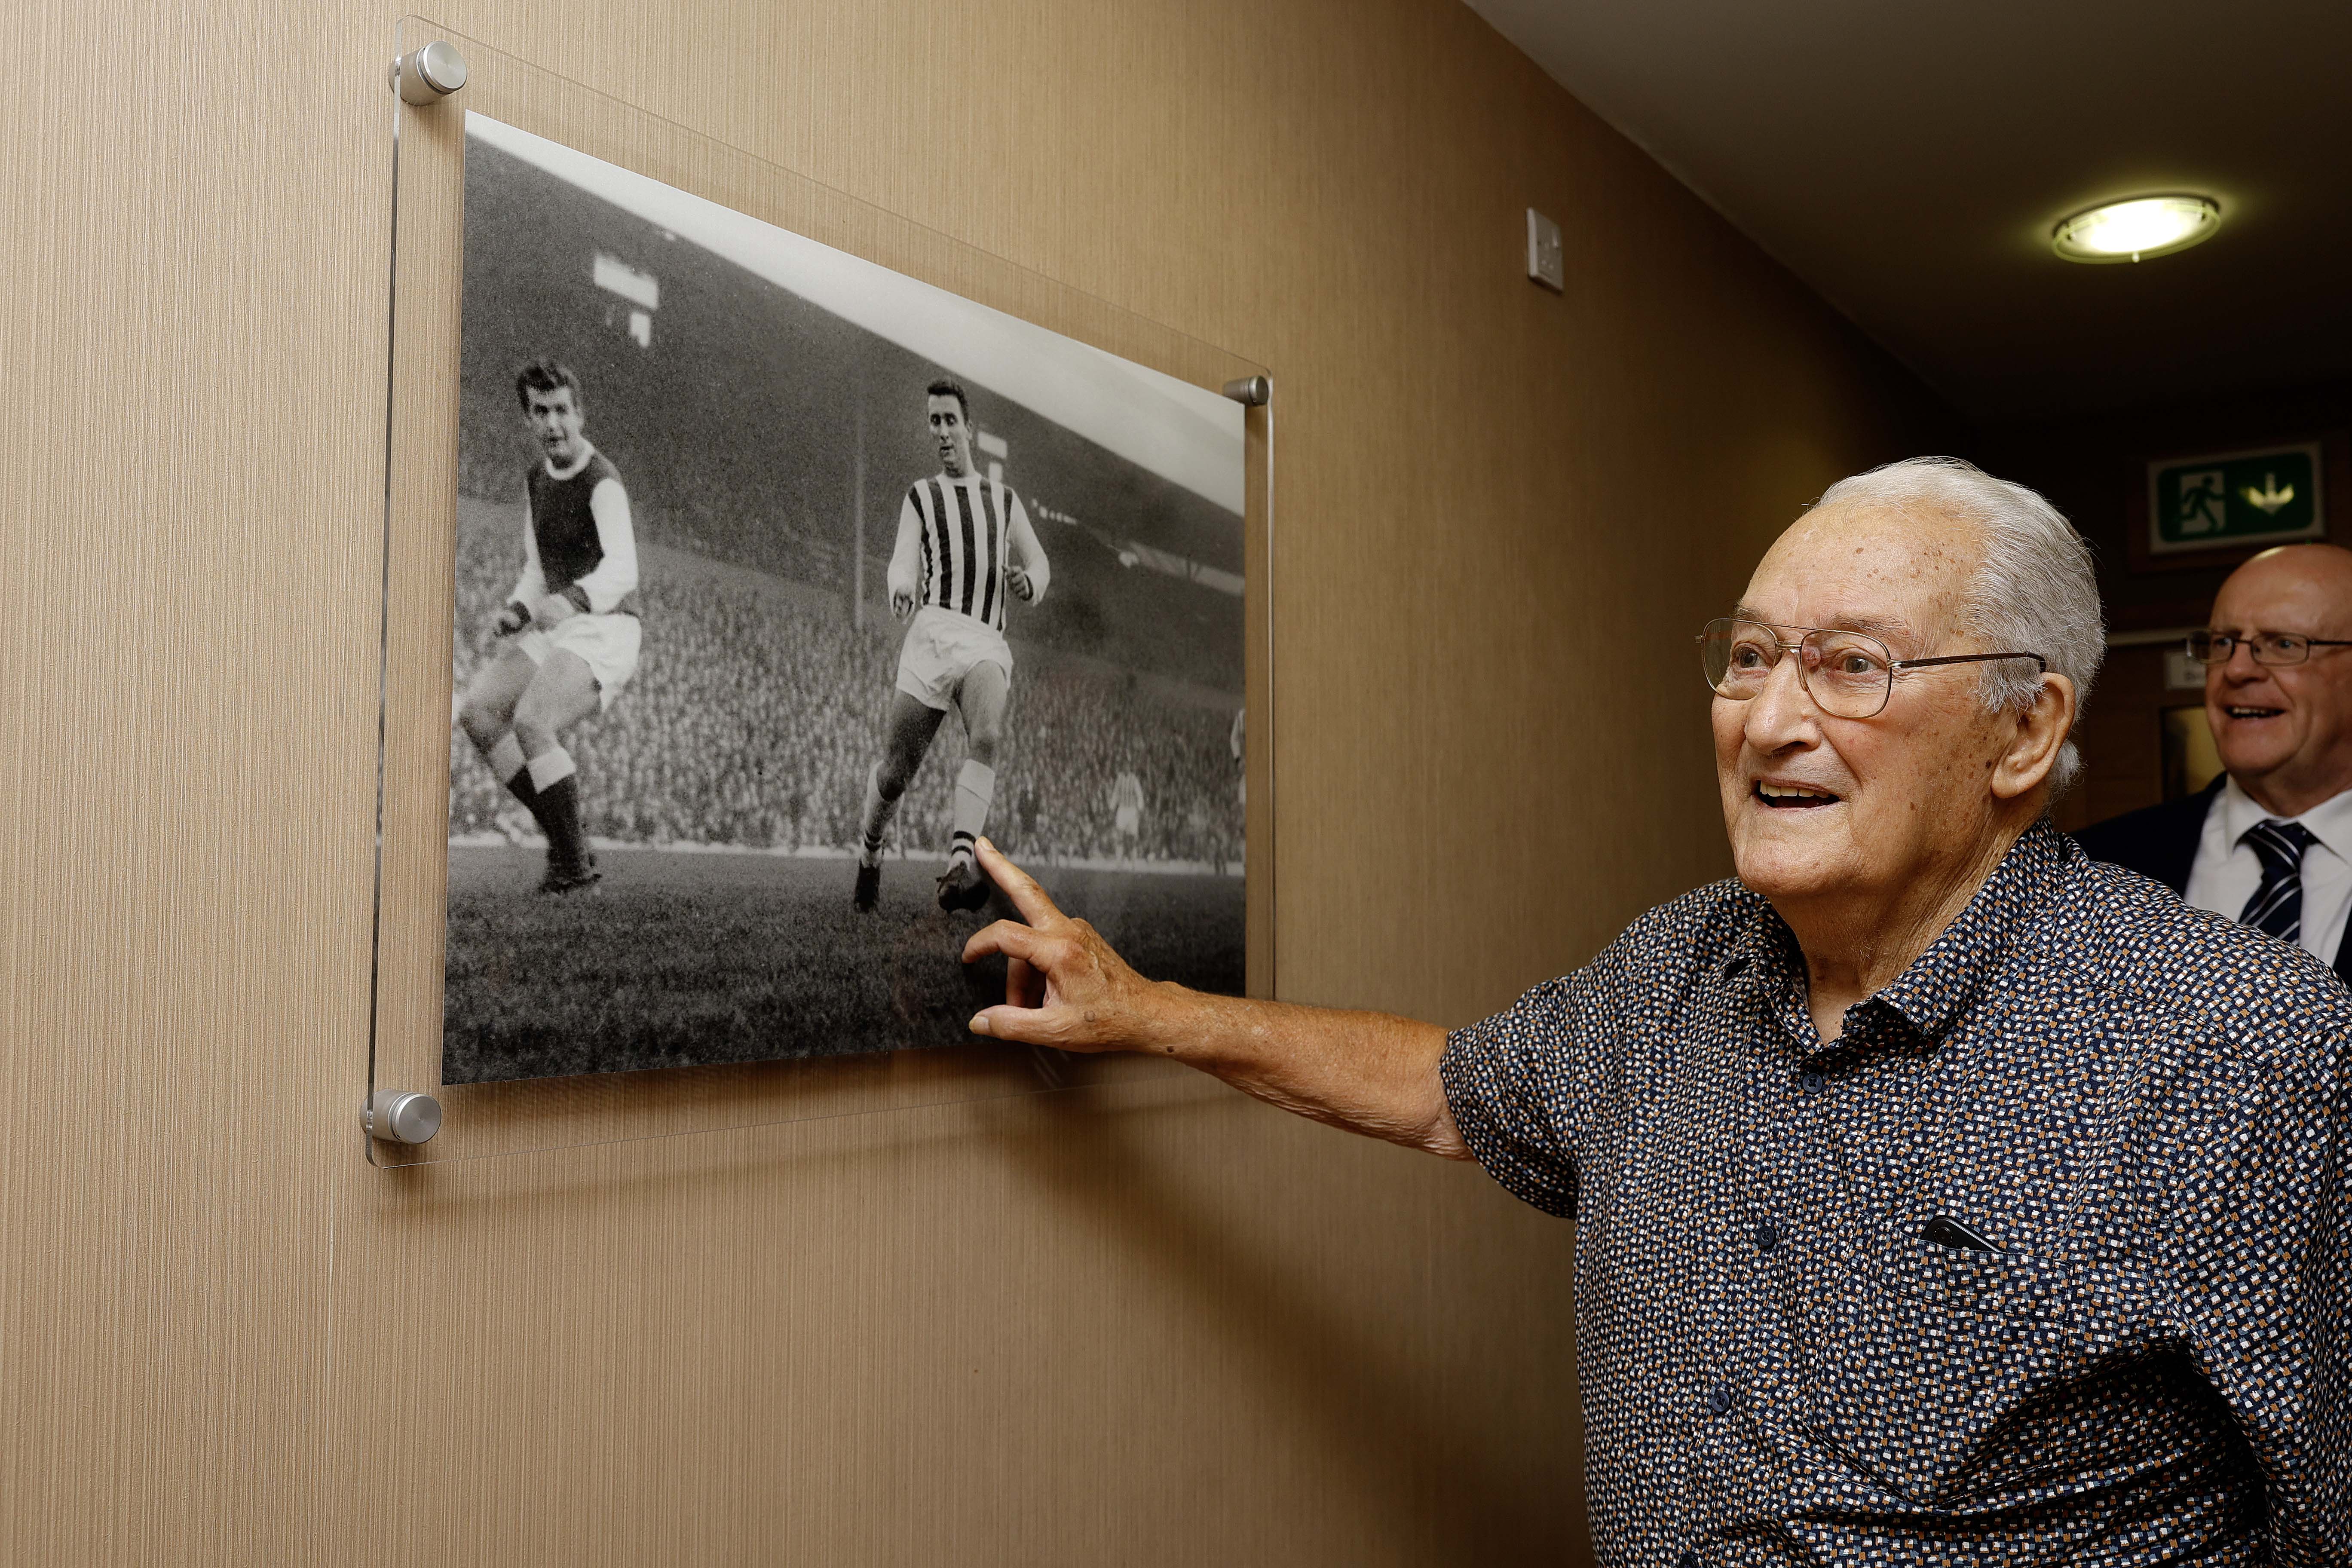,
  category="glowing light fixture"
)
[2052,195,2221,263]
